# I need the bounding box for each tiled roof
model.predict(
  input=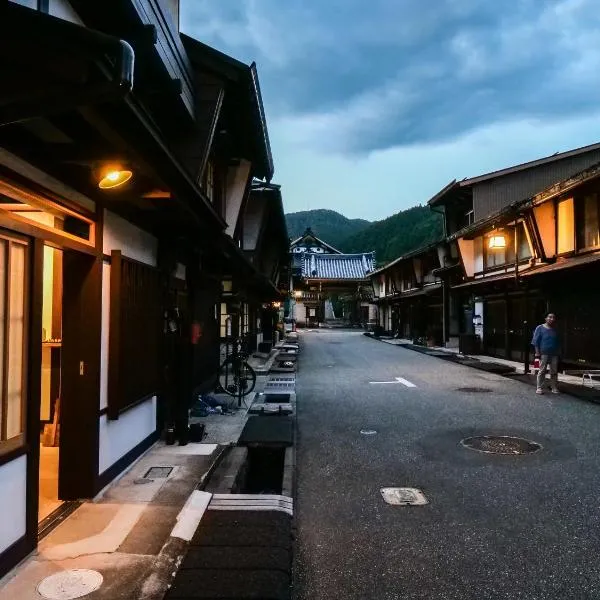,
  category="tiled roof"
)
[301,252,376,280]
